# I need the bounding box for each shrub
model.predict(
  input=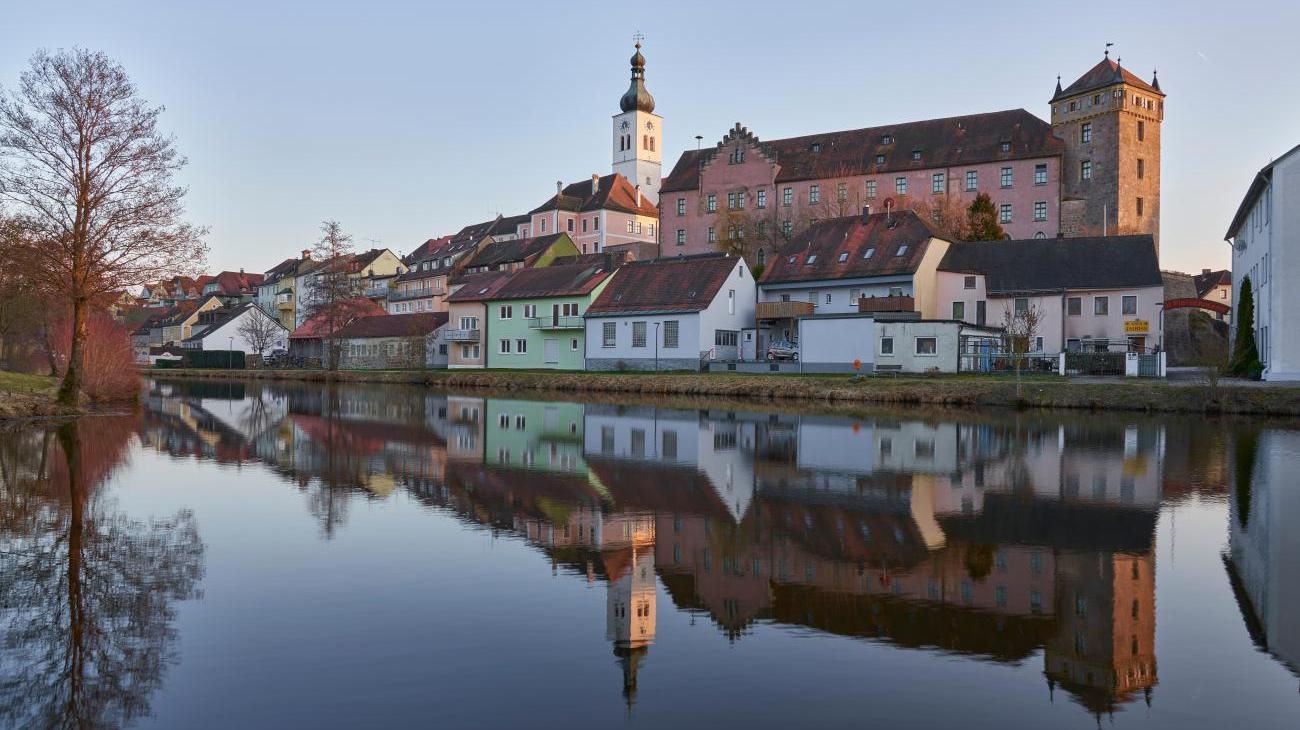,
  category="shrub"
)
[47,308,140,403]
